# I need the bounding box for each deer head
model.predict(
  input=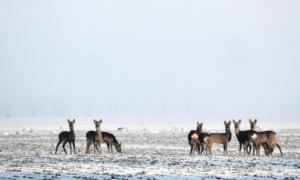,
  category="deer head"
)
[67,119,75,130]
[224,120,231,131]
[233,119,241,130]
[249,119,257,130]
[94,119,102,130]
[197,122,203,133]
[116,142,122,153]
